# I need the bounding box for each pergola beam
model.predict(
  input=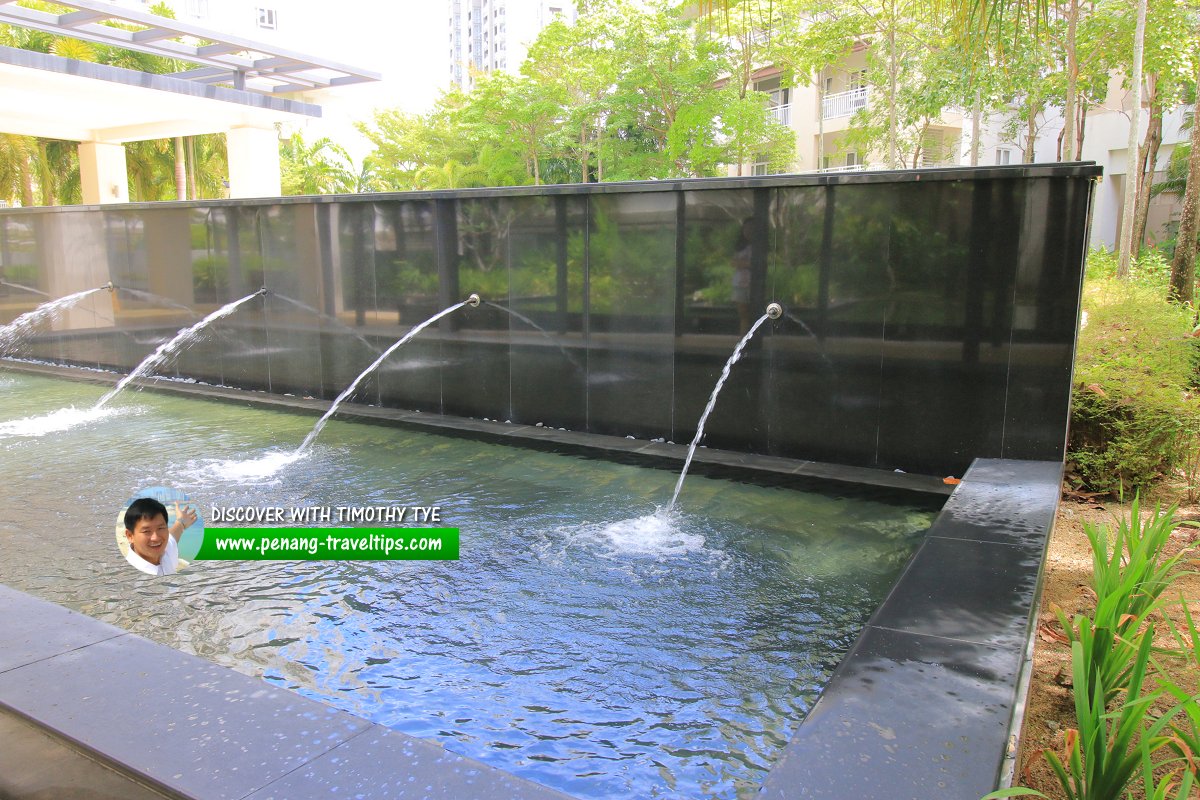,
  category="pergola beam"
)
[0,0,379,94]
